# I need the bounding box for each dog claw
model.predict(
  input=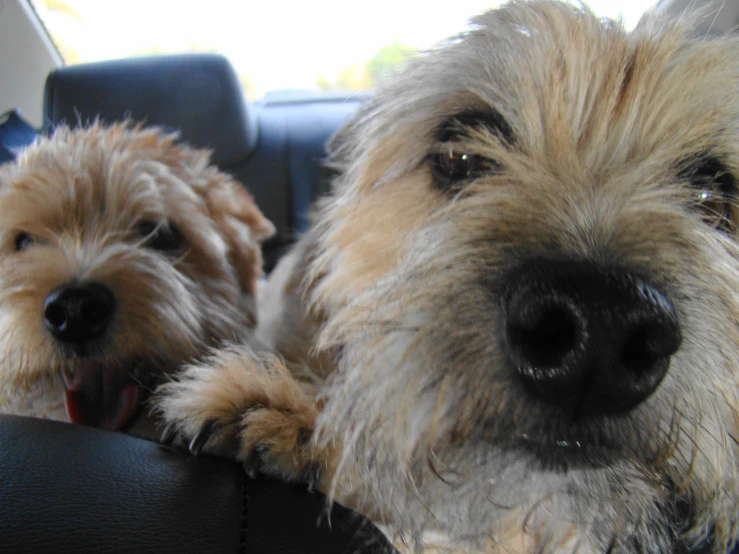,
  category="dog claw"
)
[301,462,322,493]
[159,424,177,445]
[188,419,218,455]
[242,446,263,479]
